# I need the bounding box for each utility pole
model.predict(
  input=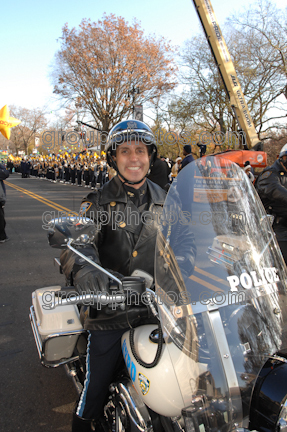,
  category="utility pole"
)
[127,87,141,119]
